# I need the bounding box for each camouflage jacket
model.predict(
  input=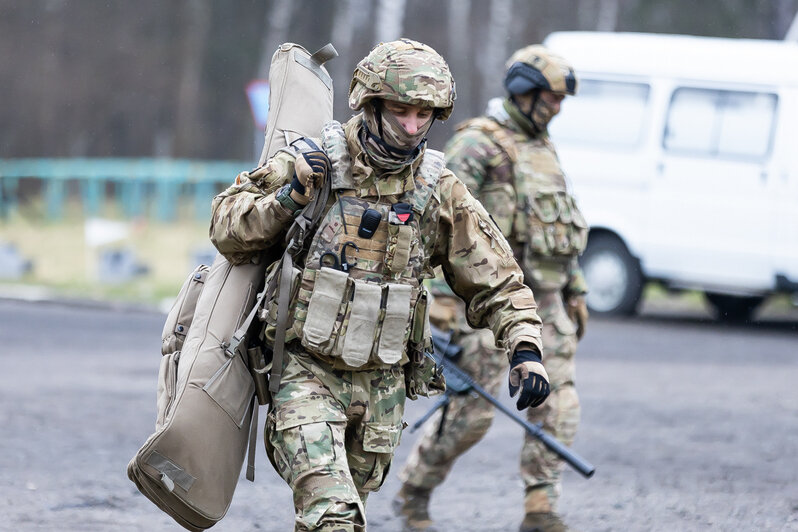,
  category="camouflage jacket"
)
[444,98,588,296]
[210,115,543,358]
